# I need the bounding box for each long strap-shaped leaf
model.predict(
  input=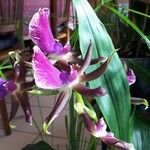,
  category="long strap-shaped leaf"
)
[72,0,131,141]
